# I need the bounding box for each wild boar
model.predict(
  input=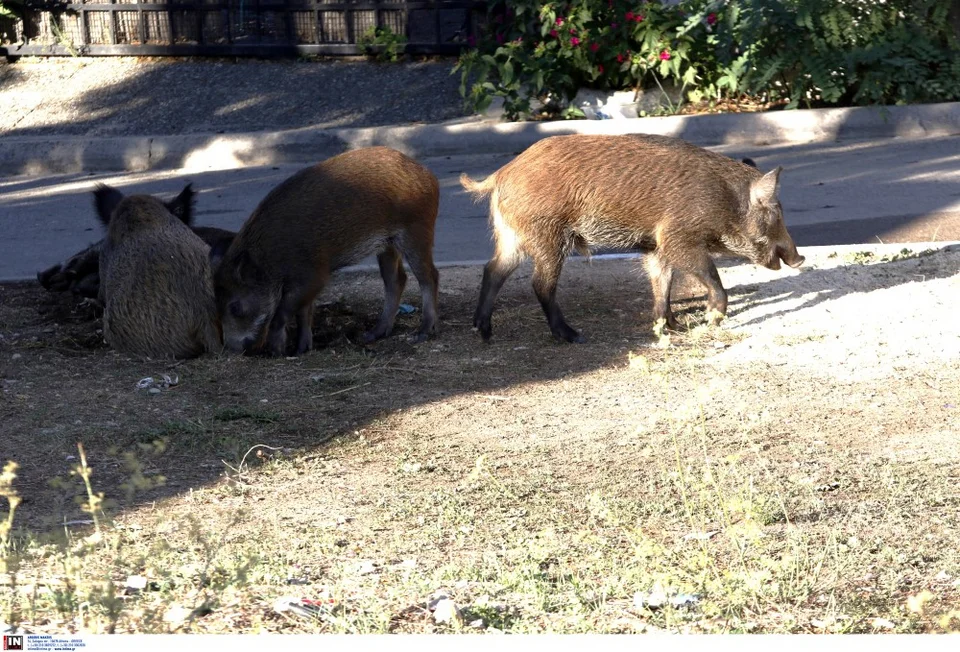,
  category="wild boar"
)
[37,184,235,299]
[461,134,804,343]
[210,147,441,357]
[96,185,222,359]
